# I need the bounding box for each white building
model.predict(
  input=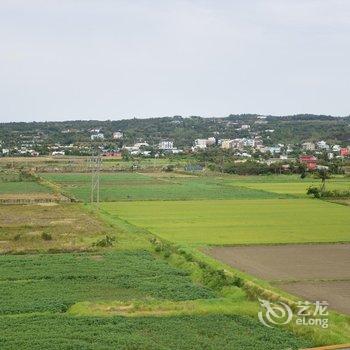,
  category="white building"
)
[267,146,281,154]
[194,139,208,149]
[159,140,174,150]
[113,131,123,139]
[316,140,329,150]
[207,137,216,146]
[52,151,65,156]
[91,133,104,140]
[221,140,232,149]
[302,142,315,151]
